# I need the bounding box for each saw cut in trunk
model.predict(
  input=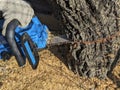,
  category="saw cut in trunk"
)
[47,0,120,79]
